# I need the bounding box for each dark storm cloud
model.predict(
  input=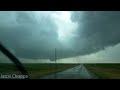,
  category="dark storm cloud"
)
[71,11,120,56]
[0,11,62,60]
[1,11,120,61]
[0,11,83,60]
